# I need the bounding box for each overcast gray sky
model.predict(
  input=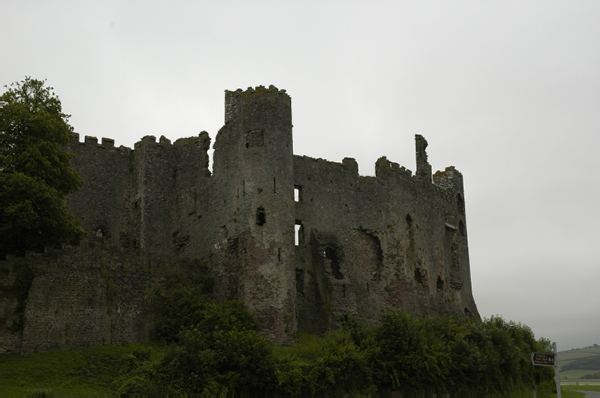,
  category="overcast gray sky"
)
[2,0,598,351]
